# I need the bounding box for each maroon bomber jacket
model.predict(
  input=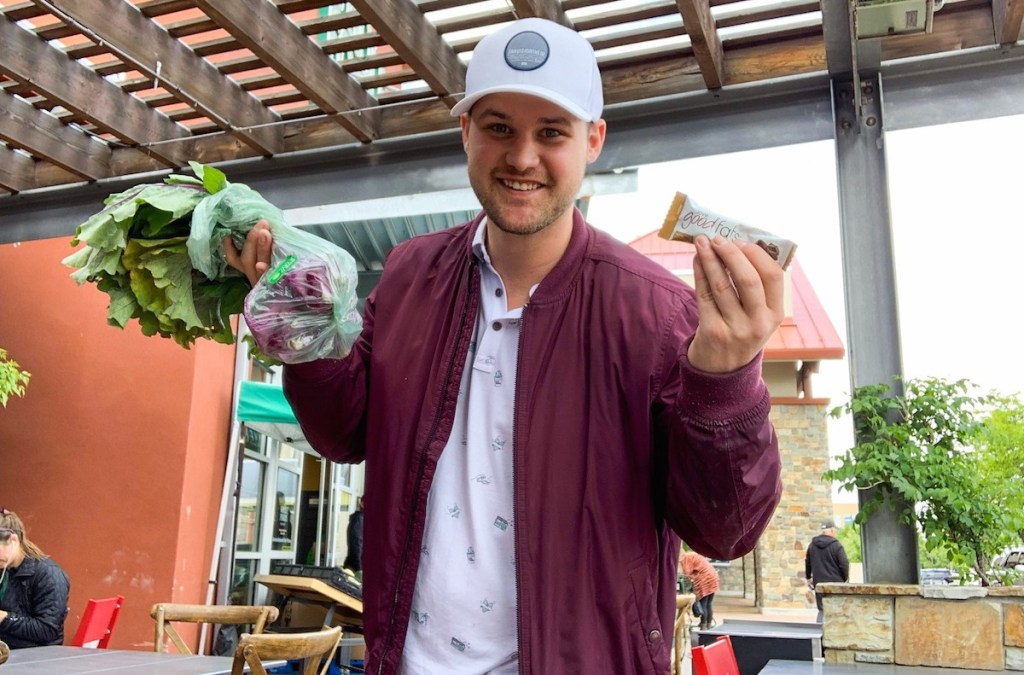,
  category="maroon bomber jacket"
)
[284,209,782,674]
